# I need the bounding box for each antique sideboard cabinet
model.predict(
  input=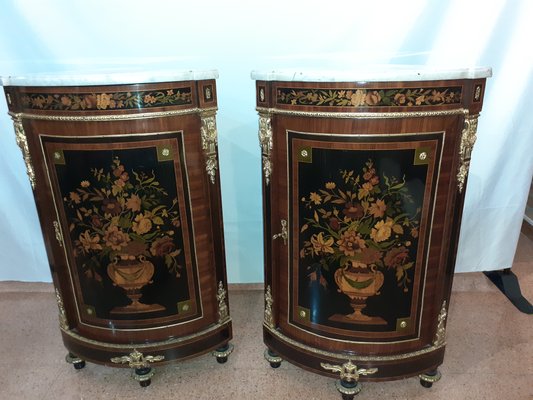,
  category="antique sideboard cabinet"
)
[1,70,232,386]
[253,67,491,398]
